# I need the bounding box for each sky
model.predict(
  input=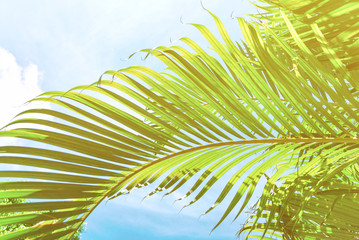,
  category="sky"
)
[0,0,263,239]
